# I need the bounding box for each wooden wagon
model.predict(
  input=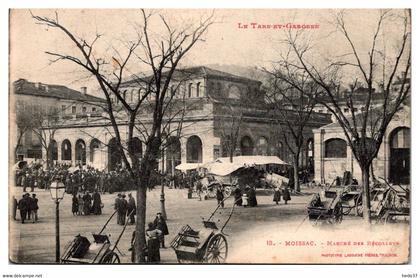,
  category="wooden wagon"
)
[170,196,235,263]
[307,188,343,225]
[61,210,132,264]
